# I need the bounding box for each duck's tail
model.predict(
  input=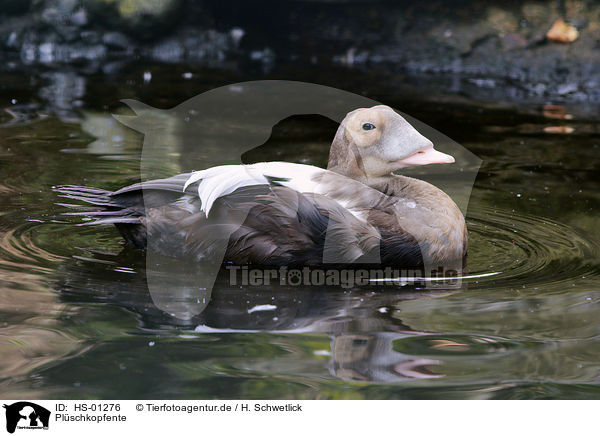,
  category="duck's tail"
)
[55,185,114,208]
[54,185,147,248]
[54,185,140,225]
